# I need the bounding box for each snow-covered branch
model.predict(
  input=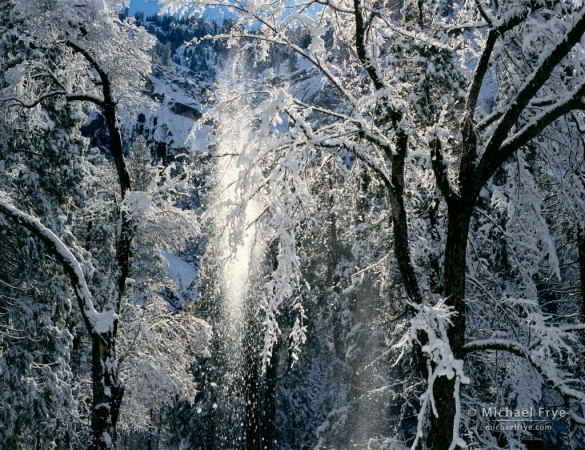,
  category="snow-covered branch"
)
[476,7,585,191]
[464,30,497,116]
[0,91,104,108]
[476,82,585,191]
[0,91,66,108]
[463,339,585,404]
[65,39,113,102]
[0,196,105,334]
